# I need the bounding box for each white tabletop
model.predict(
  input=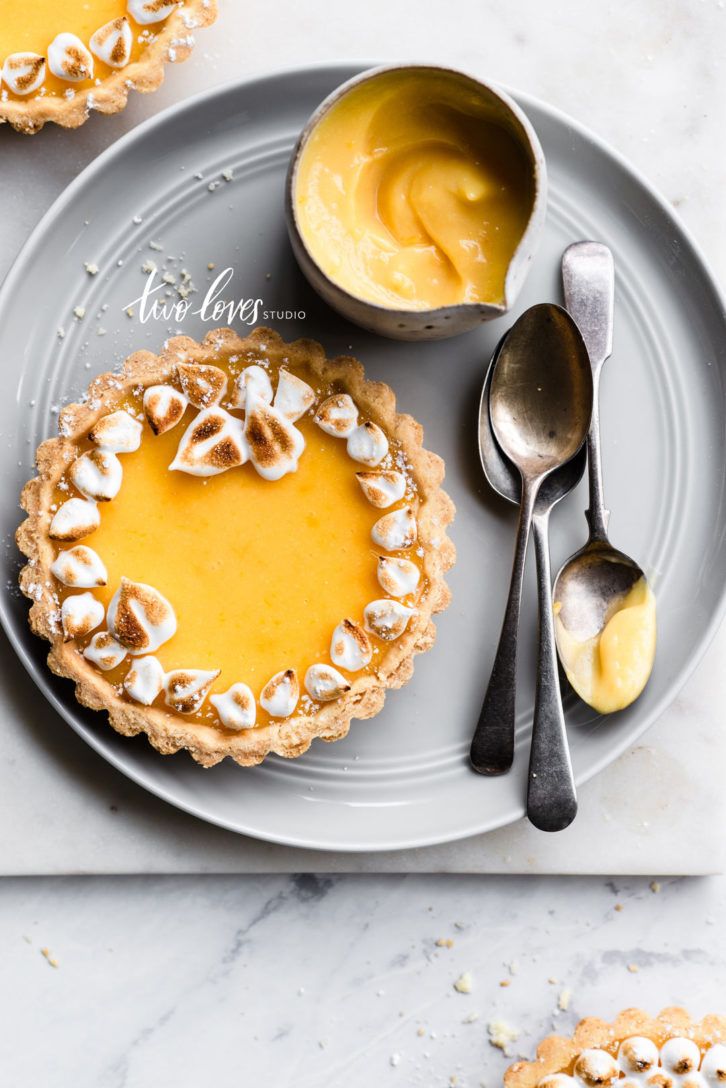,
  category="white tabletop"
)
[1,0,724,874]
